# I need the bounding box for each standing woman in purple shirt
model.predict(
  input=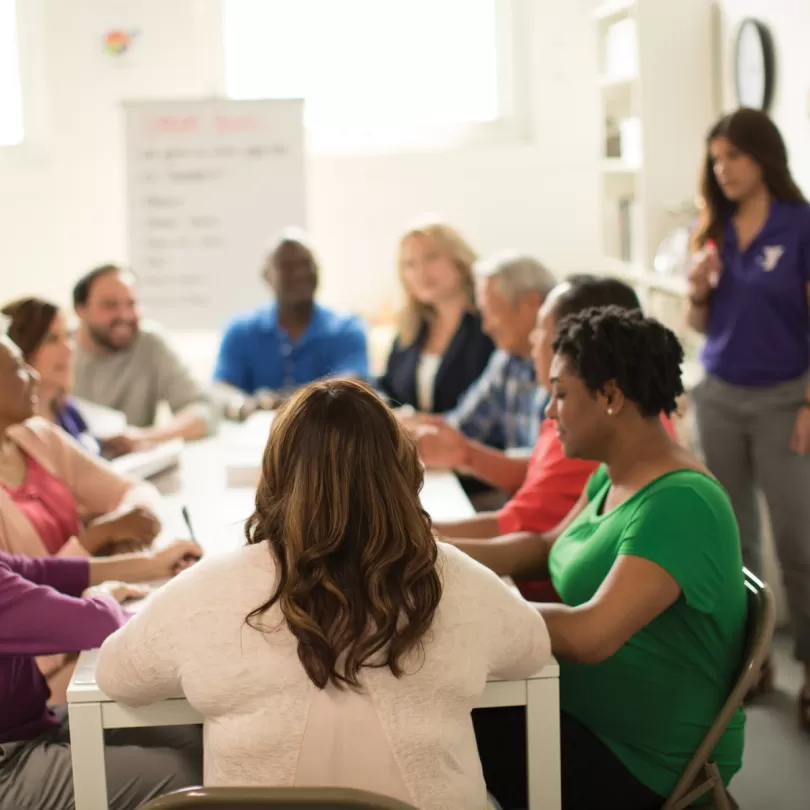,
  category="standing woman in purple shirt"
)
[686,108,810,727]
